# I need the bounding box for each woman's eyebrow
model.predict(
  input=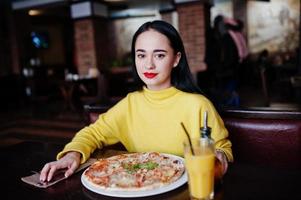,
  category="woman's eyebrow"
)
[153,49,167,53]
[136,49,167,53]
